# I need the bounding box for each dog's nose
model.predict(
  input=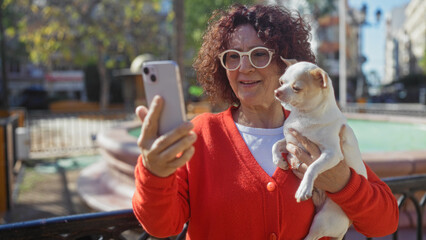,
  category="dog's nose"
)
[274,89,282,98]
